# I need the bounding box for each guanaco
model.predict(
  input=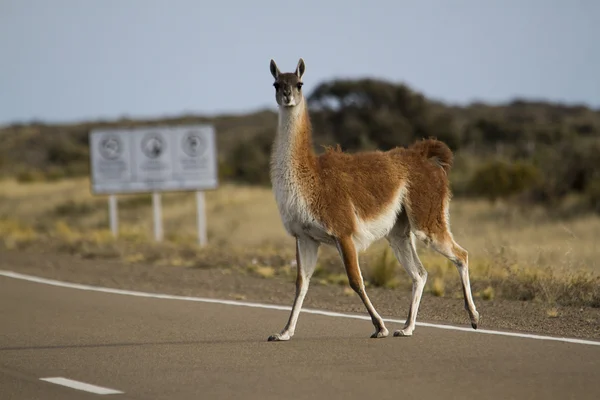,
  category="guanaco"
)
[267,58,479,341]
